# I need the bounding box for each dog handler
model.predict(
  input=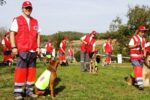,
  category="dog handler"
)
[129,25,148,90]
[80,30,97,72]
[103,37,113,66]
[10,1,41,99]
